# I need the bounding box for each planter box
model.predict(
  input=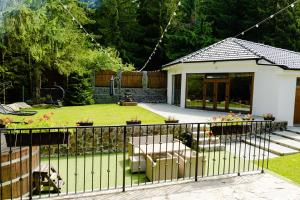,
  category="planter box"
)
[120,102,138,106]
[4,132,69,147]
[211,125,250,136]
[264,117,275,121]
[126,121,141,125]
[77,122,94,126]
[165,120,179,124]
